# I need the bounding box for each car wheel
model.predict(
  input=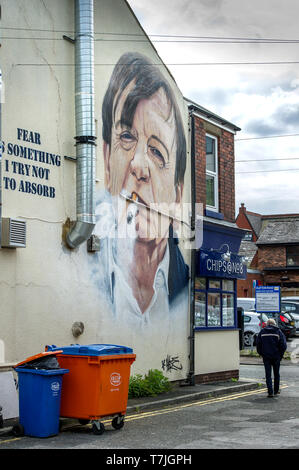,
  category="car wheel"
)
[244,332,255,347]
